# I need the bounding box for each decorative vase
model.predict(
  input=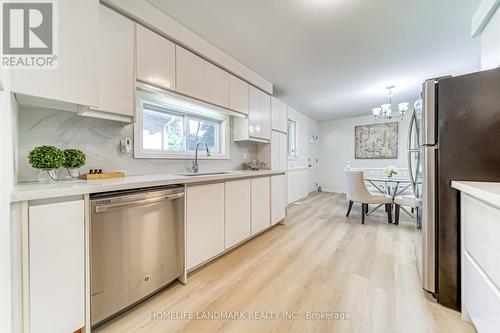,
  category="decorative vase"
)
[66,168,81,180]
[37,168,58,183]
